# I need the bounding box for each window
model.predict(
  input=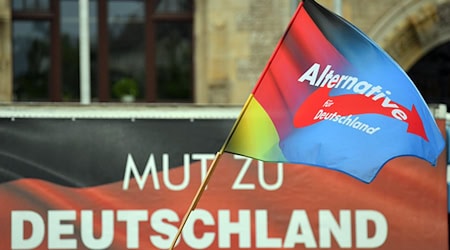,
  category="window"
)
[12,0,194,103]
[13,21,51,101]
[153,0,193,102]
[13,0,50,12]
[60,0,98,101]
[12,0,55,101]
[108,0,145,102]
